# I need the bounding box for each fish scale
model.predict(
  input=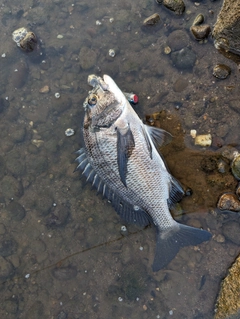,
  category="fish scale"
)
[76,74,212,271]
